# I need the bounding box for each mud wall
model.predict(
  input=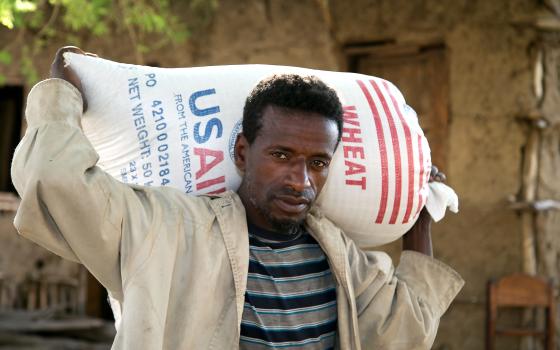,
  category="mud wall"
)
[330,2,541,349]
[1,1,556,349]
